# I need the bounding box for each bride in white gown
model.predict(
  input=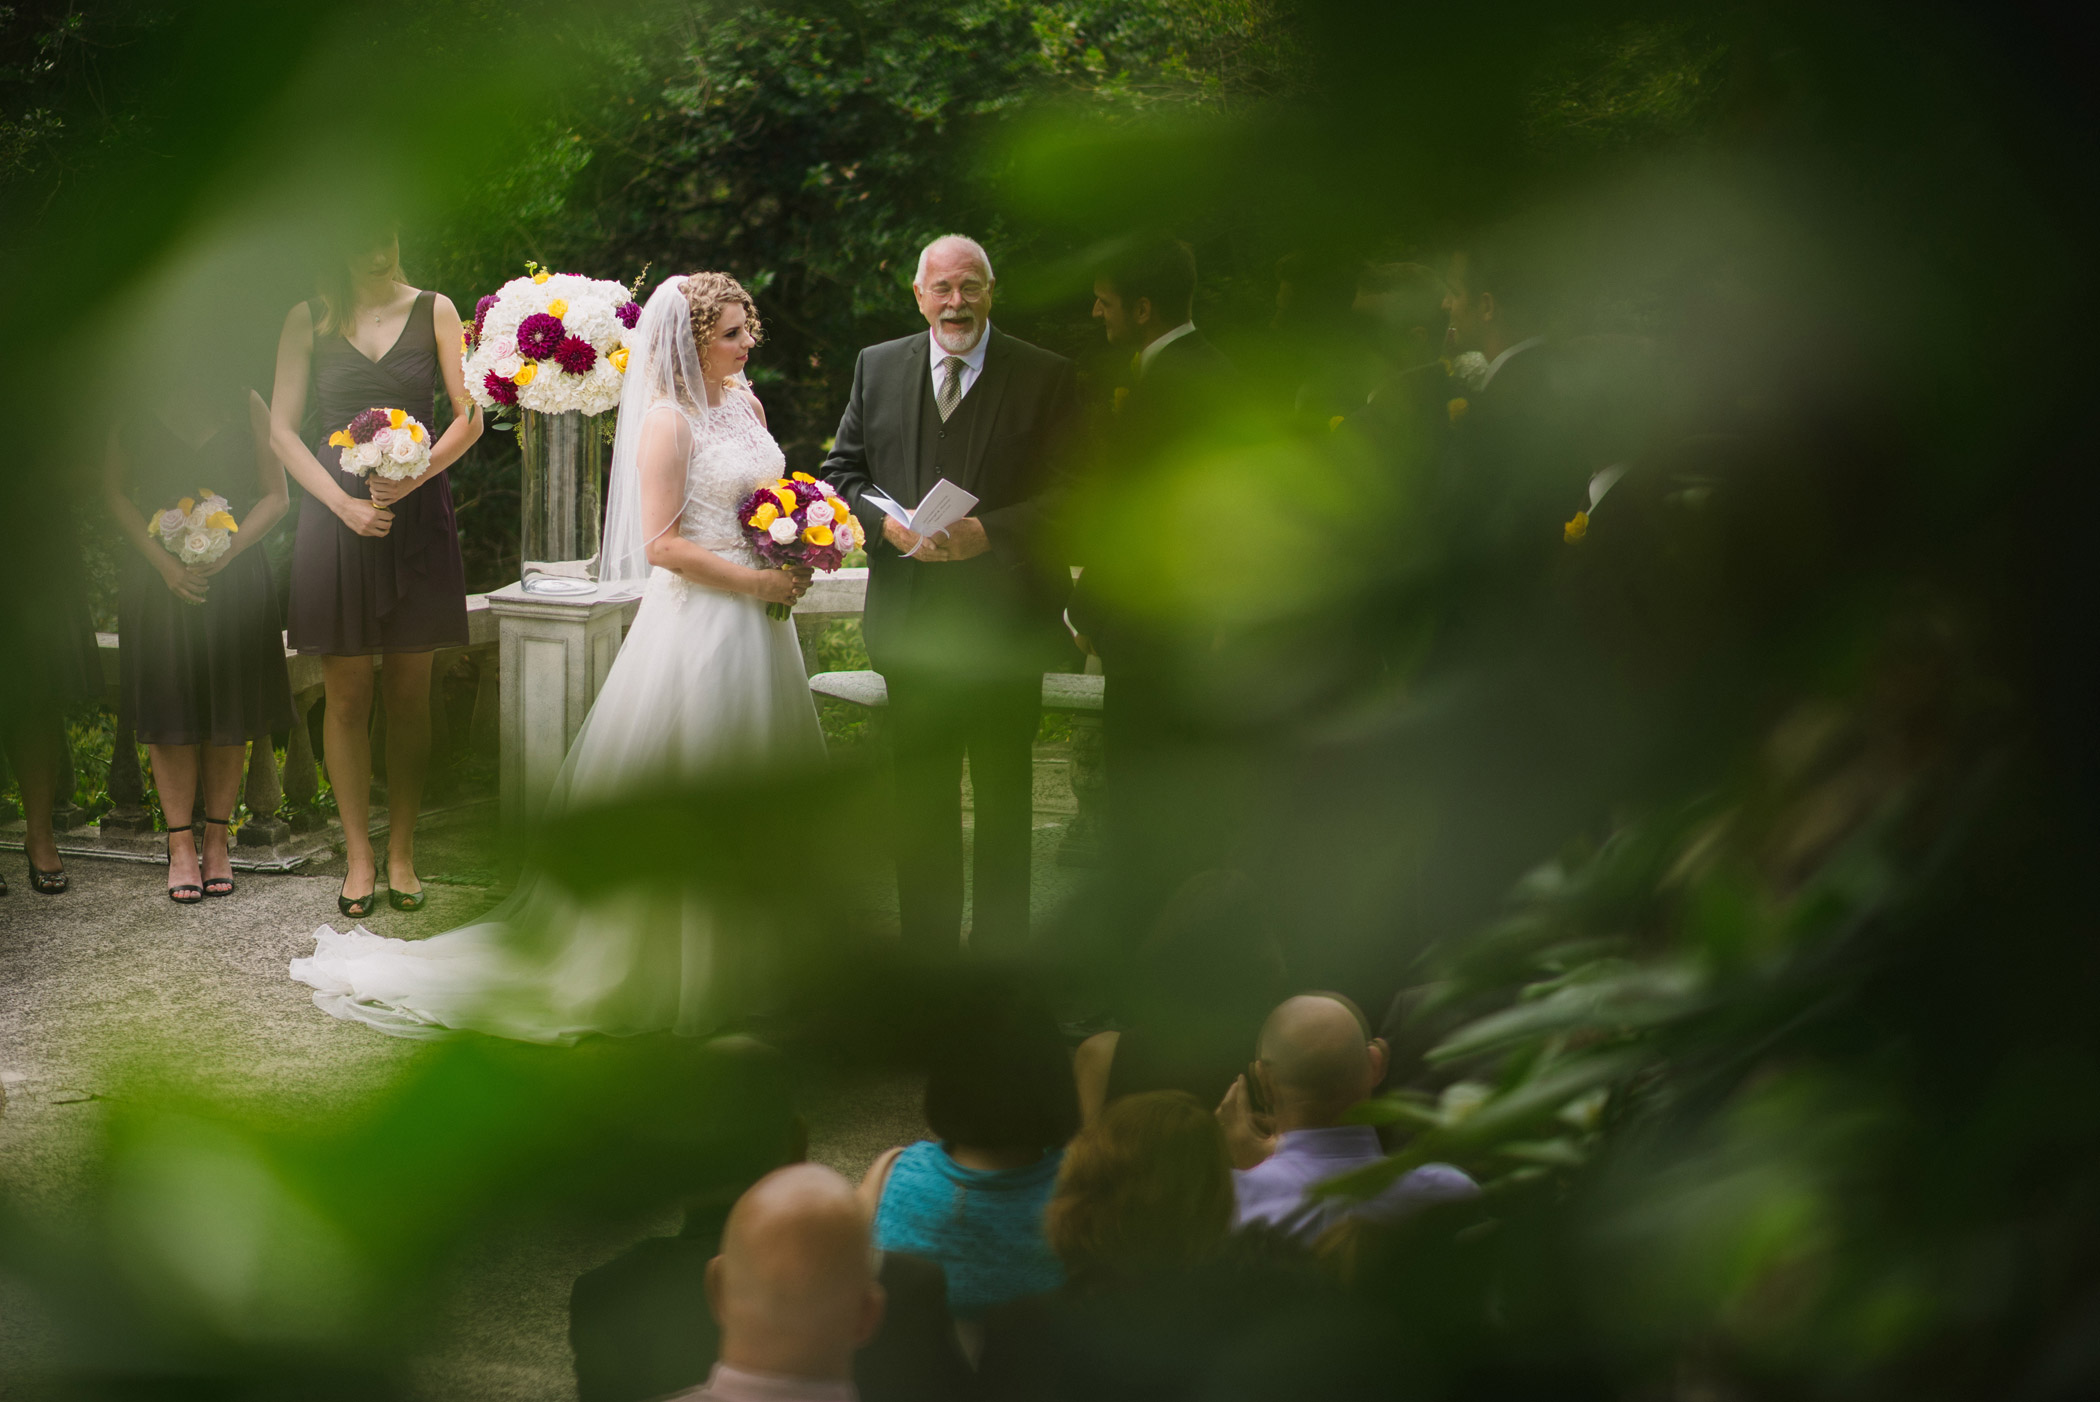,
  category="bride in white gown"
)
[290,273,826,1043]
